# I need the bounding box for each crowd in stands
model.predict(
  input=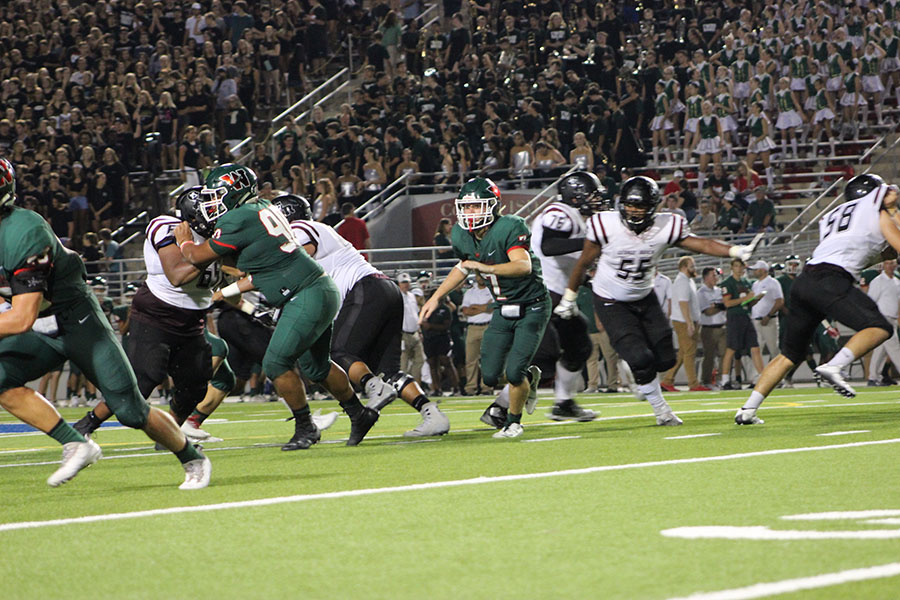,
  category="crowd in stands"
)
[4,0,900,251]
